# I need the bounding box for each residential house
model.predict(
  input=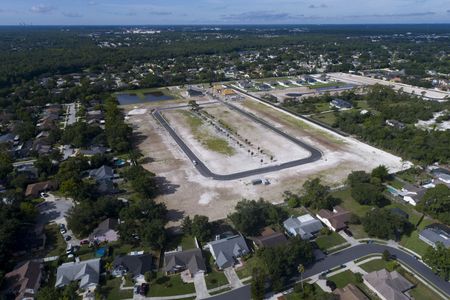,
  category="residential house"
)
[237,80,252,89]
[88,165,117,194]
[78,146,108,157]
[333,283,369,300]
[112,254,153,281]
[88,165,114,182]
[419,224,450,248]
[25,180,57,198]
[206,234,250,269]
[385,119,405,130]
[186,87,204,98]
[1,261,42,300]
[390,208,409,220]
[0,133,16,145]
[55,258,101,290]
[163,248,206,277]
[363,269,414,300]
[330,98,352,109]
[401,183,426,206]
[429,167,450,184]
[316,206,351,231]
[88,218,119,243]
[249,227,288,249]
[283,214,323,239]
